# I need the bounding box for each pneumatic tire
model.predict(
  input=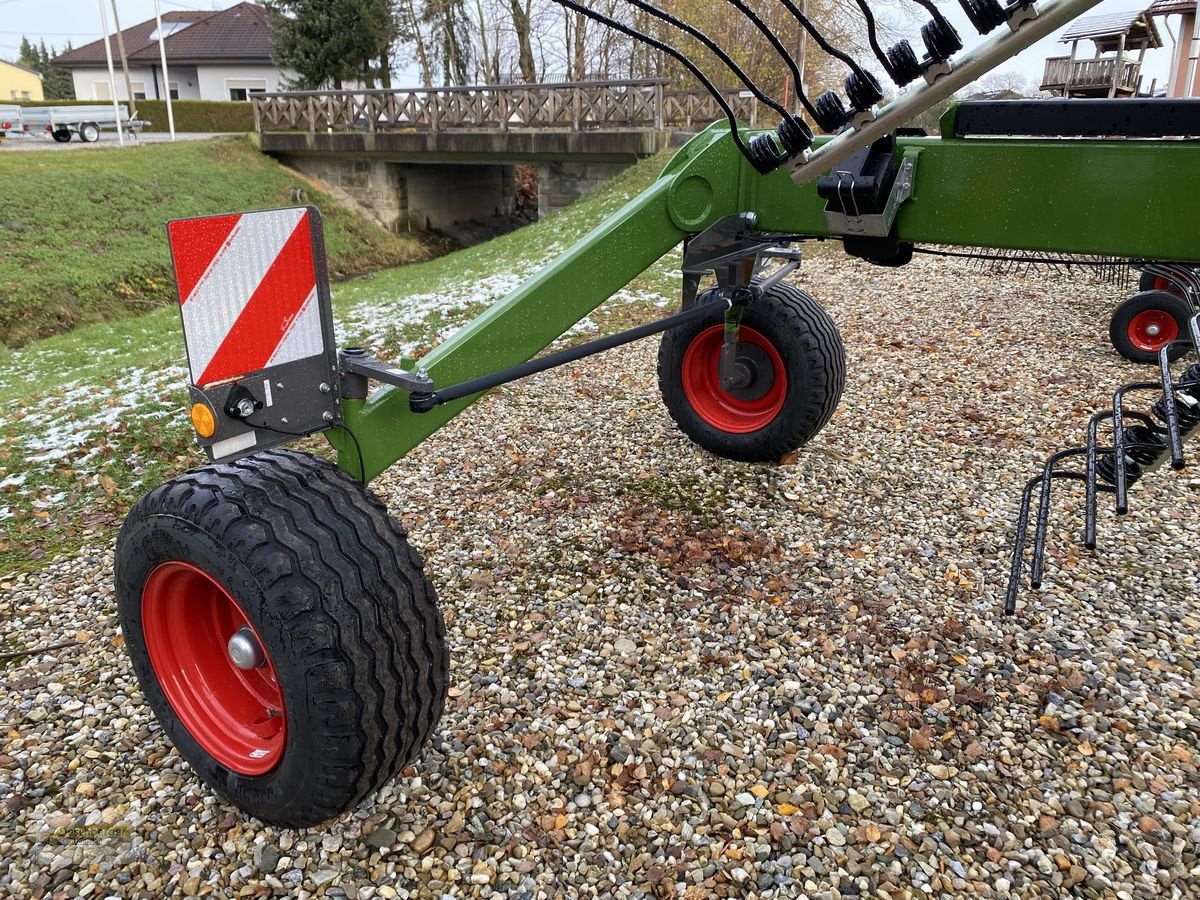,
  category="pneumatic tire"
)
[1138,269,1187,296]
[51,129,71,142]
[115,449,448,827]
[1109,289,1193,364]
[657,283,845,462]
[79,123,100,143]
